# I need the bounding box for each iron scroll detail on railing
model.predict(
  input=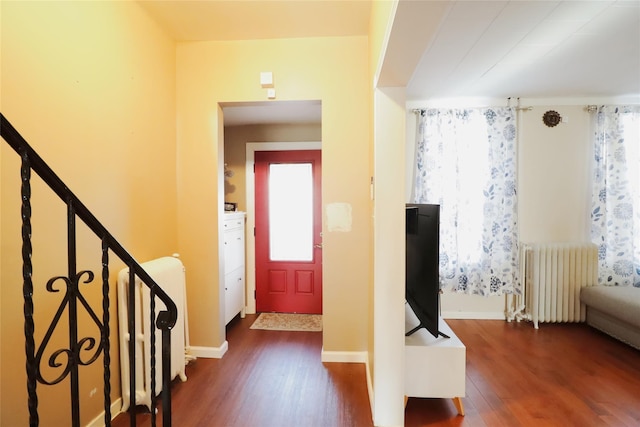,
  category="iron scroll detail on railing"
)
[1,113,177,427]
[35,270,103,387]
